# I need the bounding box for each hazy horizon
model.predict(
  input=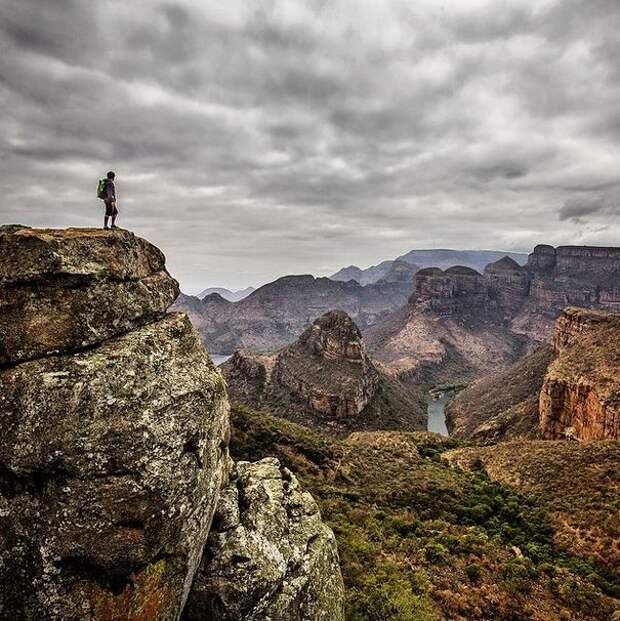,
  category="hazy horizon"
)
[2,1,619,292]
